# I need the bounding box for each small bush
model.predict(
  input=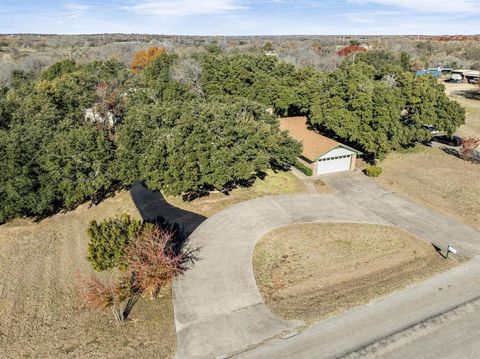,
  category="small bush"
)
[364,166,382,177]
[459,137,480,161]
[294,160,313,177]
[81,220,197,323]
[86,213,149,272]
